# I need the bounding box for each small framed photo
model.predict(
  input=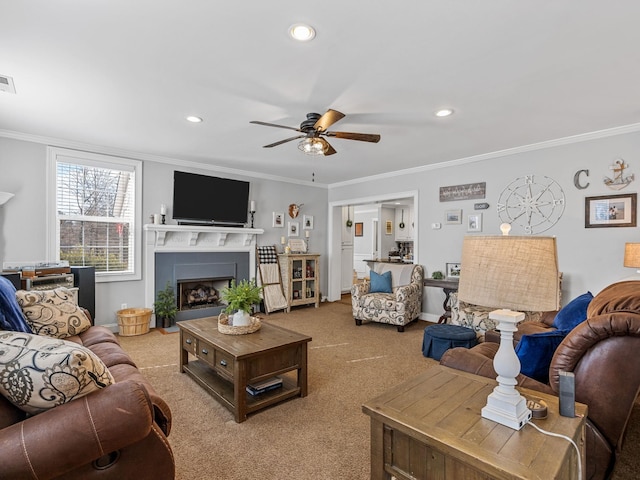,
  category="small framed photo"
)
[273,212,284,228]
[385,220,393,235]
[467,213,482,232]
[446,263,461,279]
[354,222,364,237]
[288,221,299,237]
[585,193,637,228]
[445,209,462,224]
[303,215,314,230]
